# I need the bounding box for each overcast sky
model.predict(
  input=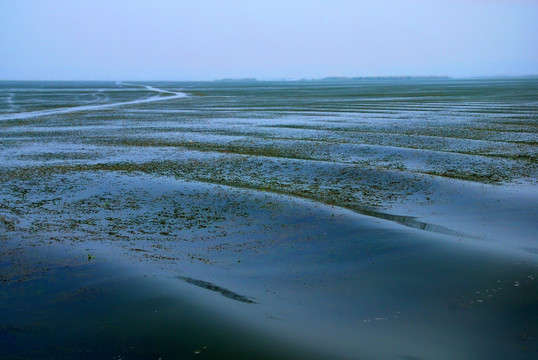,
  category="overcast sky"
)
[1,0,537,80]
